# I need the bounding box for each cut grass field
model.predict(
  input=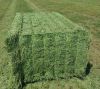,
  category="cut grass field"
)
[0,0,100,89]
